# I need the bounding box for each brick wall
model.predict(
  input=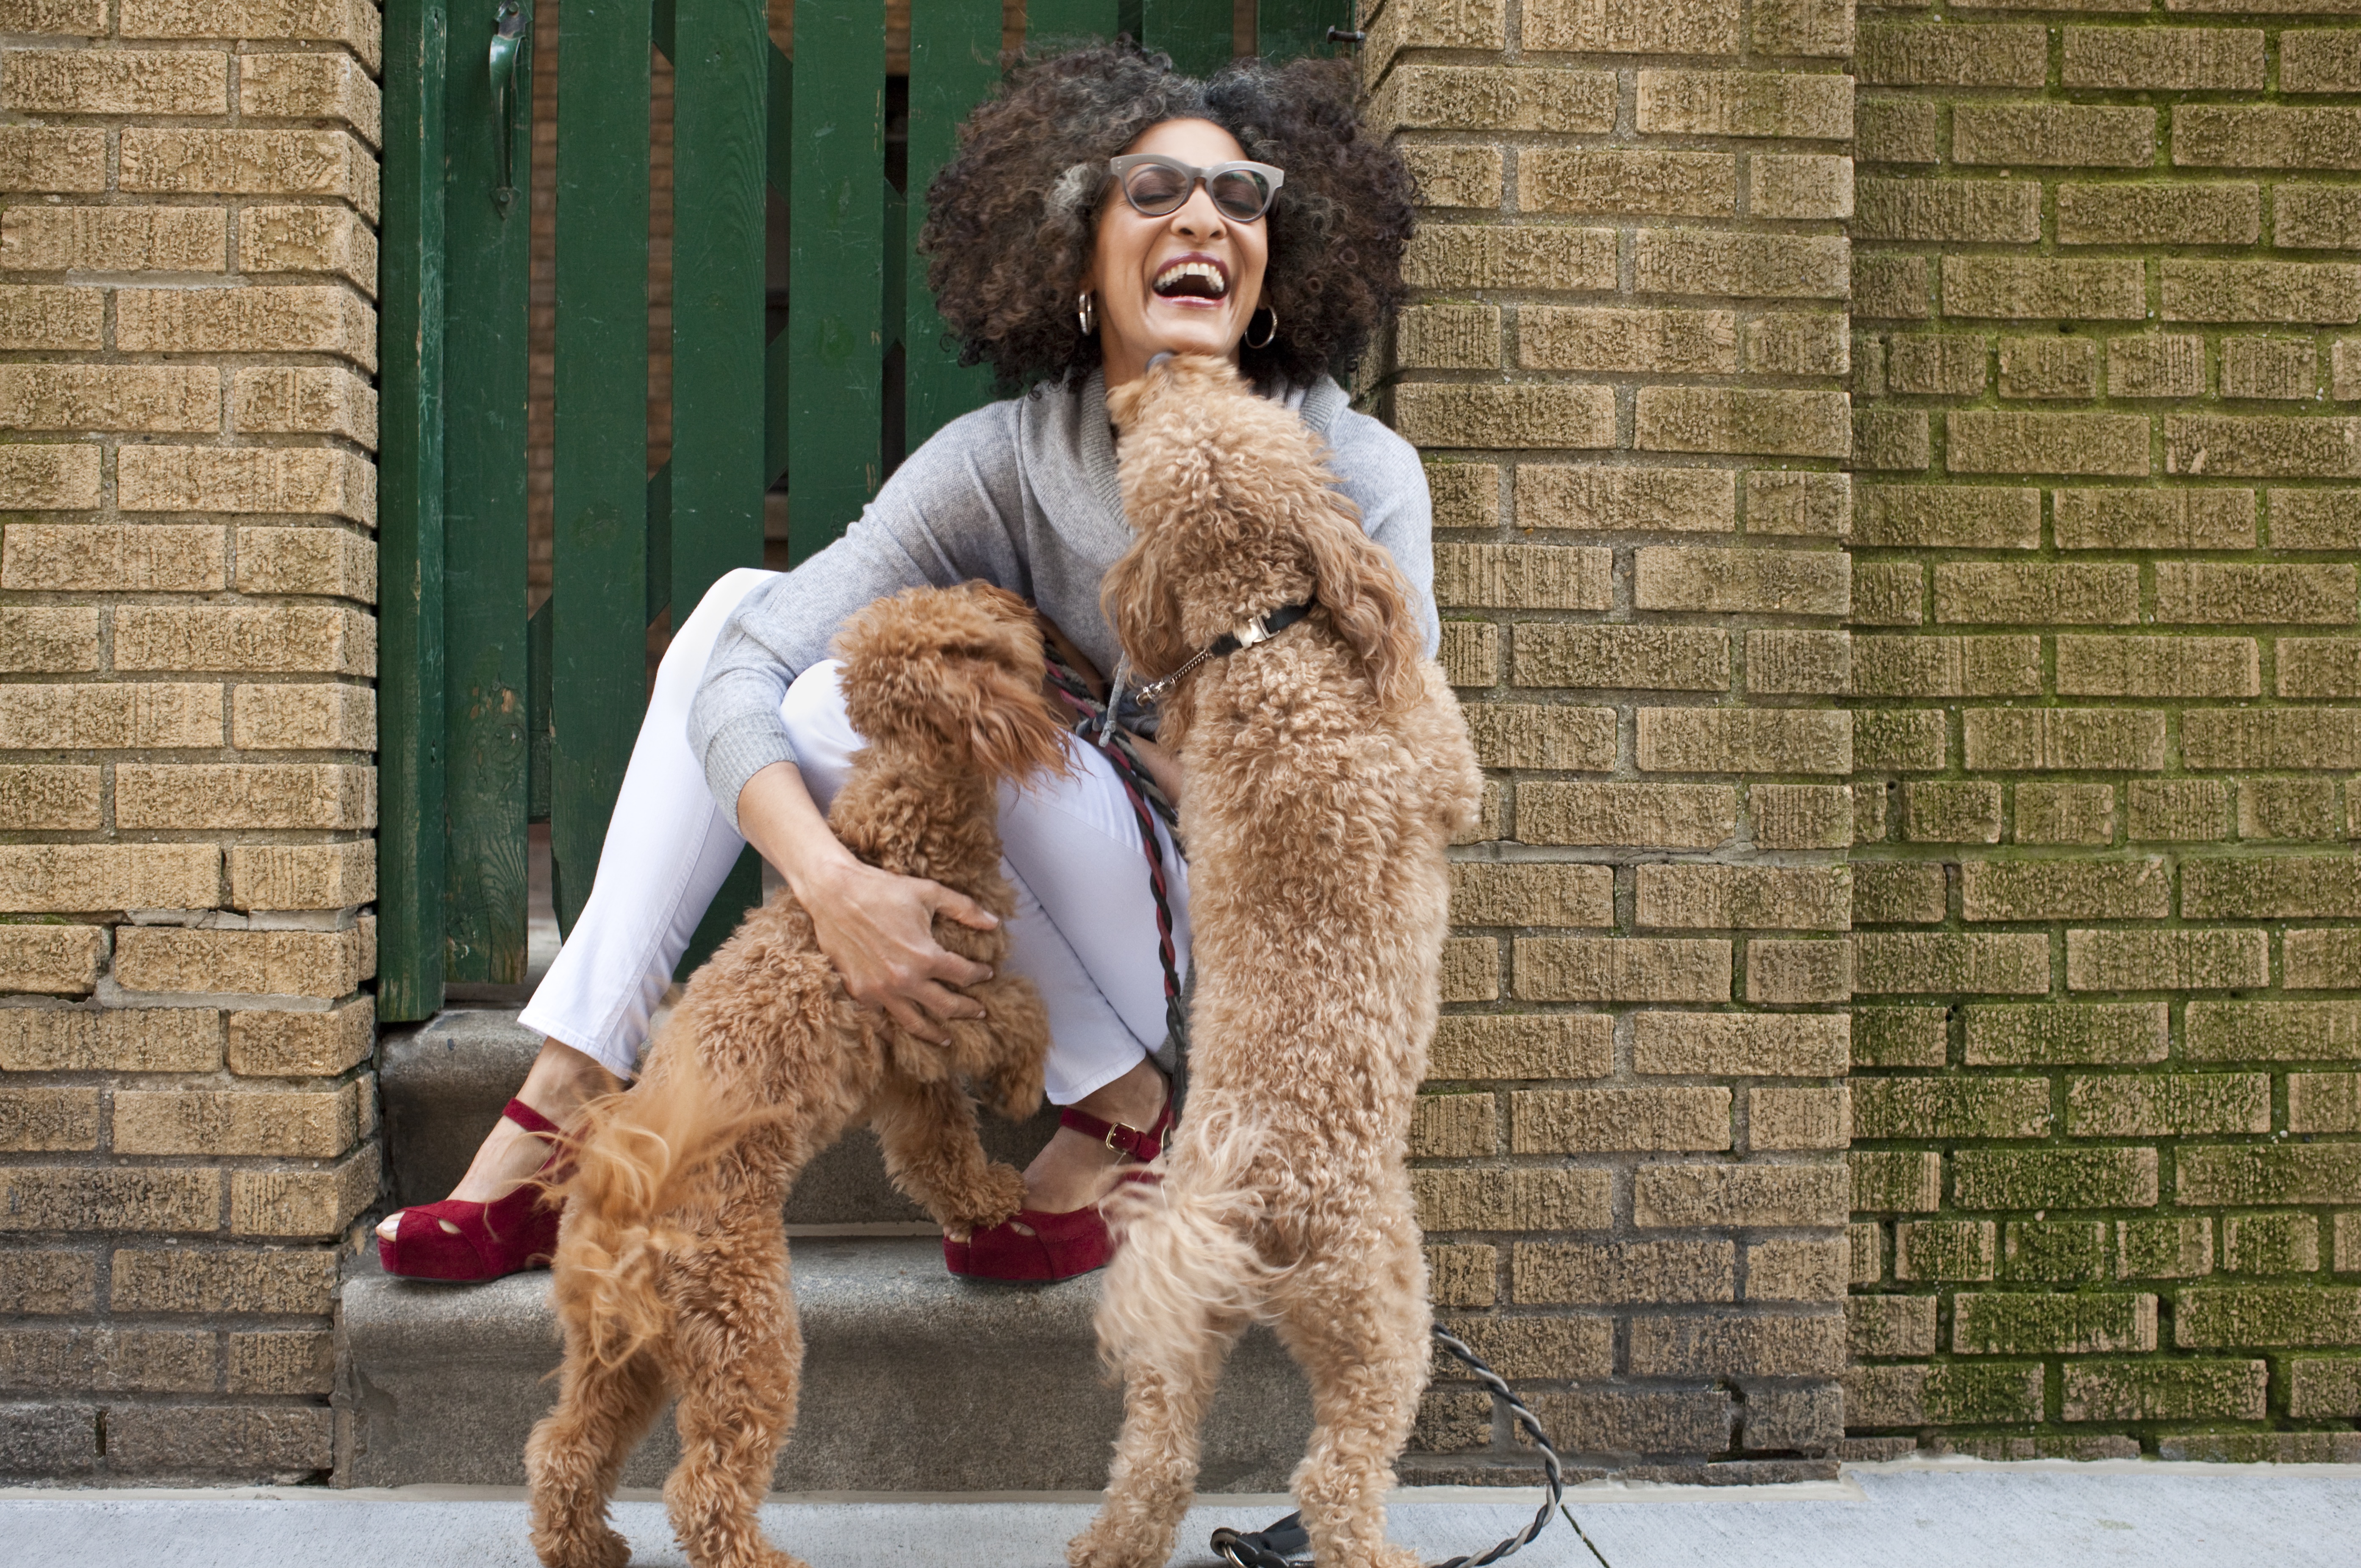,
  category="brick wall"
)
[1373,0,1859,1479]
[1845,6,2361,1460]
[0,0,380,1480]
